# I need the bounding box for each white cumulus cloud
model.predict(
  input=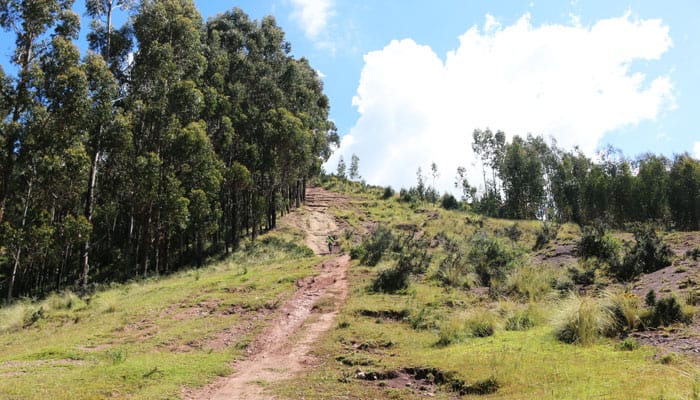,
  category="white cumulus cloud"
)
[327,13,674,194]
[694,142,700,159]
[290,0,334,40]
